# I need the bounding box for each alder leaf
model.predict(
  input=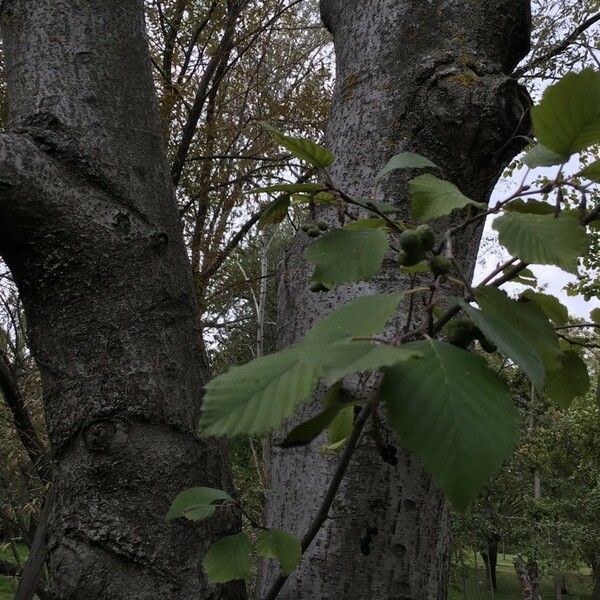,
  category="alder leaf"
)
[166,487,232,522]
[545,350,591,408]
[376,152,438,185]
[256,529,302,575]
[381,340,519,511]
[307,228,389,286]
[521,144,567,168]
[532,69,600,156]
[493,212,588,274]
[203,533,251,583]
[409,174,485,220]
